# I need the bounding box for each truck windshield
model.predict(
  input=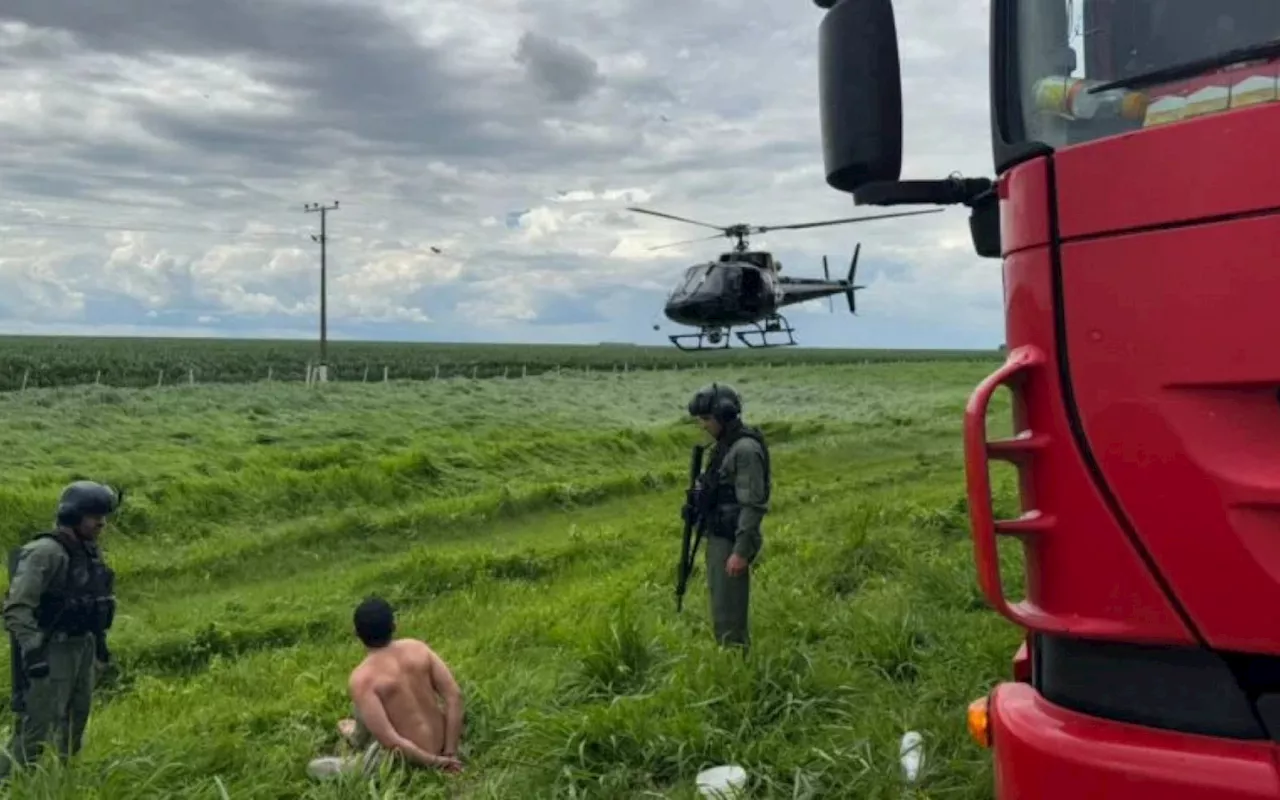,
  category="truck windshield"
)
[1012,1,1280,148]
